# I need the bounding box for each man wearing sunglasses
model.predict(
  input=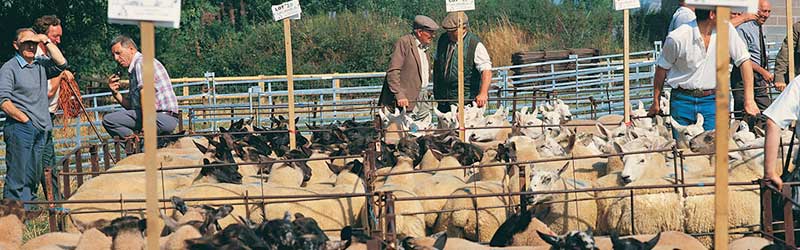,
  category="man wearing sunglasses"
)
[0,28,67,208]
